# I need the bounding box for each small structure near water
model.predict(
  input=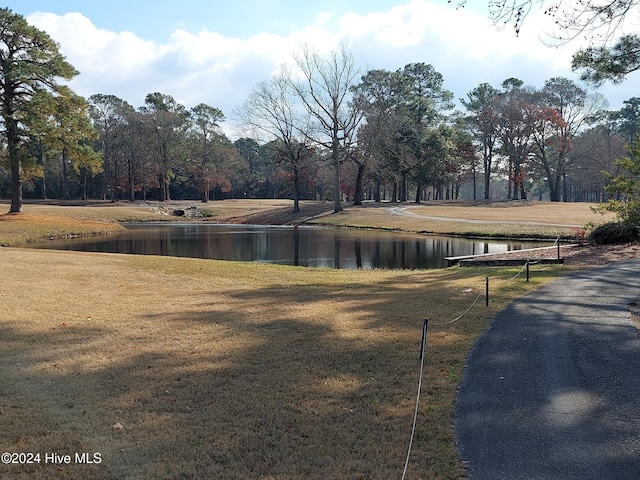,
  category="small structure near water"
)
[446,244,567,267]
